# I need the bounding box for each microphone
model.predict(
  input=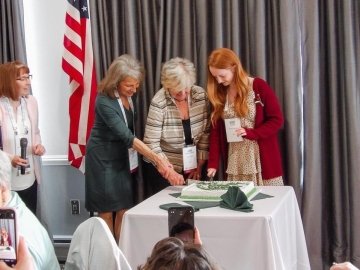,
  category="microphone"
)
[20,138,28,175]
